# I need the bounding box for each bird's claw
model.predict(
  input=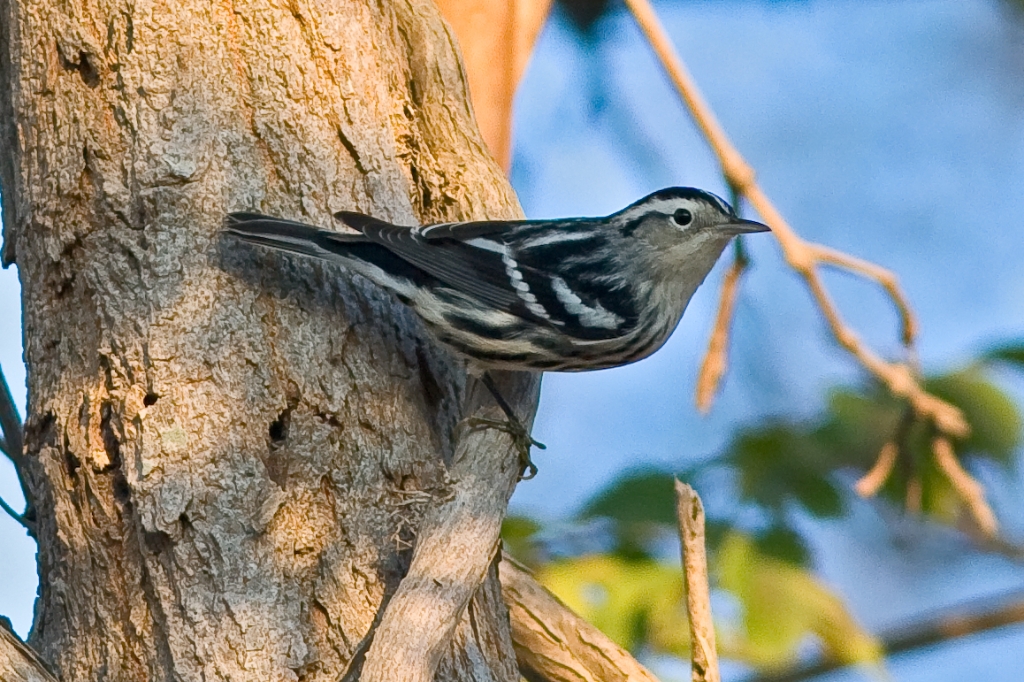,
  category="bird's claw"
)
[457,416,545,480]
